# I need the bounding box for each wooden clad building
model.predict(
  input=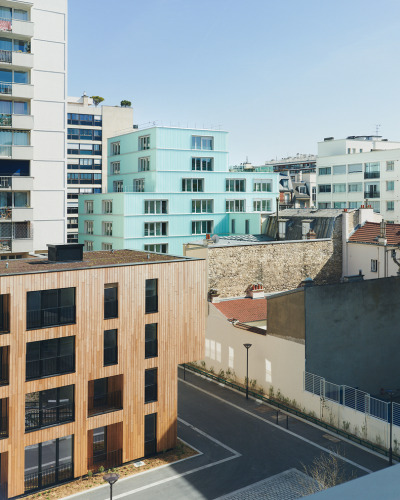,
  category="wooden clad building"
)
[0,247,206,498]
